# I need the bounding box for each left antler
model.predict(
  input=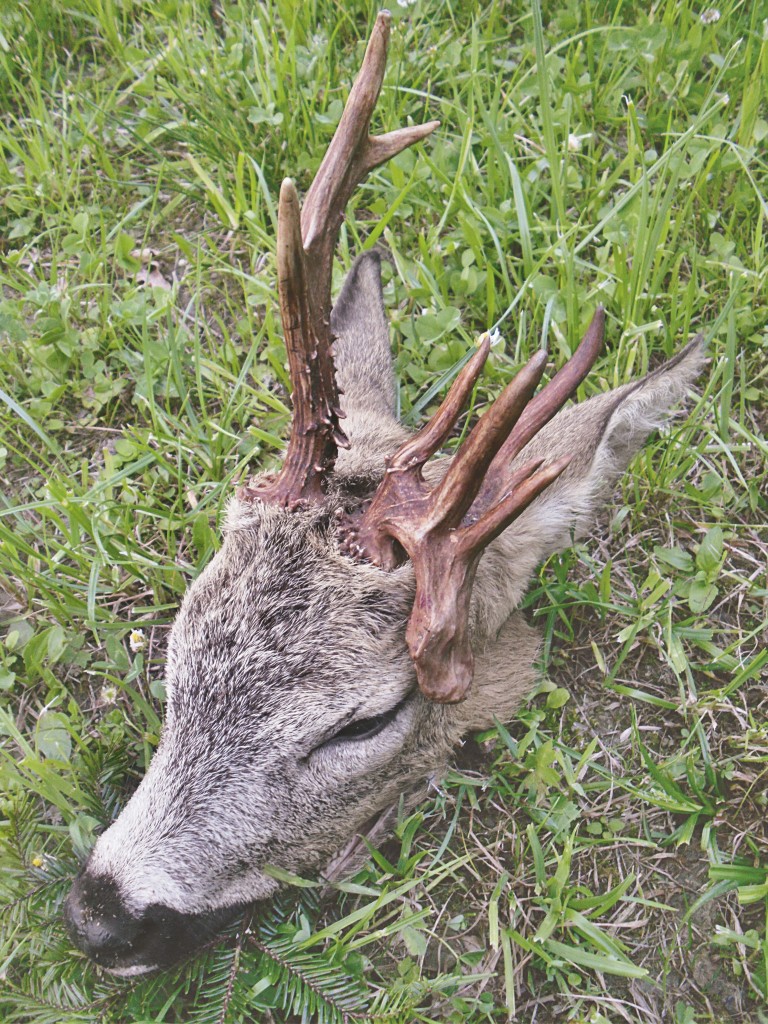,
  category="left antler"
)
[342,310,605,703]
[241,12,439,507]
